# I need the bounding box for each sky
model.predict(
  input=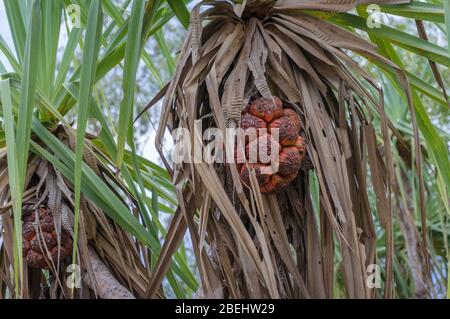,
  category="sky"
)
[0,1,14,70]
